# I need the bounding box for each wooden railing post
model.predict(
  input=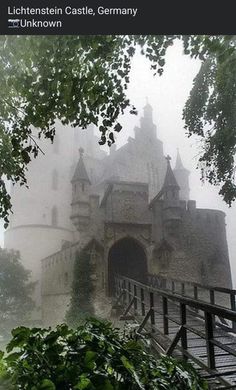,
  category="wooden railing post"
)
[193,285,198,313]
[134,284,138,311]
[210,289,215,327]
[141,288,145,316]
[163,296,169,335]
[180,303,187,360]
[150,292,155,332]
[194,285,198,301]
[123,279,127,305]
[119,279,121,296]
[205,311,215,369]
[171,281,175,294]
[230,293,236,332]
[116,278,119,297]
[181,283,185,296]
[128,281,131,303]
